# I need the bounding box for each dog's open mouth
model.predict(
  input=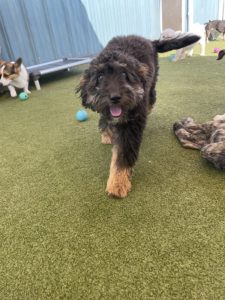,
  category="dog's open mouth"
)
[110,105,122,117]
